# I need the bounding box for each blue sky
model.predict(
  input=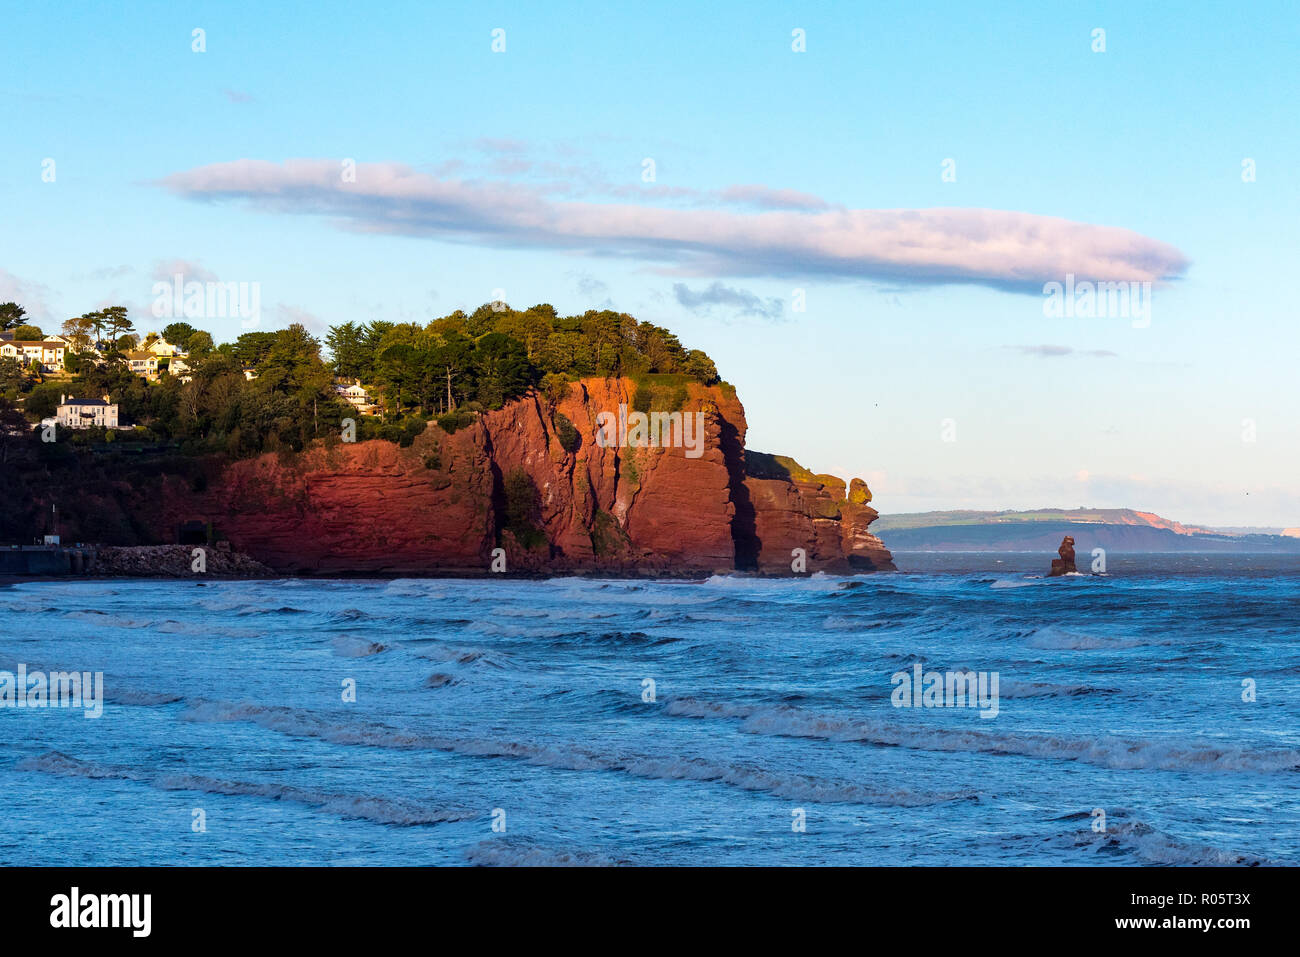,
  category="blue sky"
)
[3,1,1297,526]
